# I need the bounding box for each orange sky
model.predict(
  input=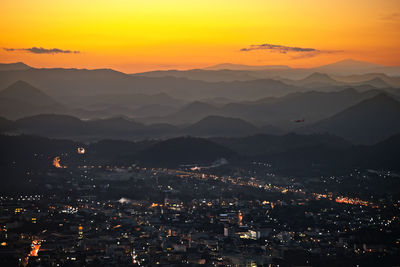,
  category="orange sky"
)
[0,0,399,73]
